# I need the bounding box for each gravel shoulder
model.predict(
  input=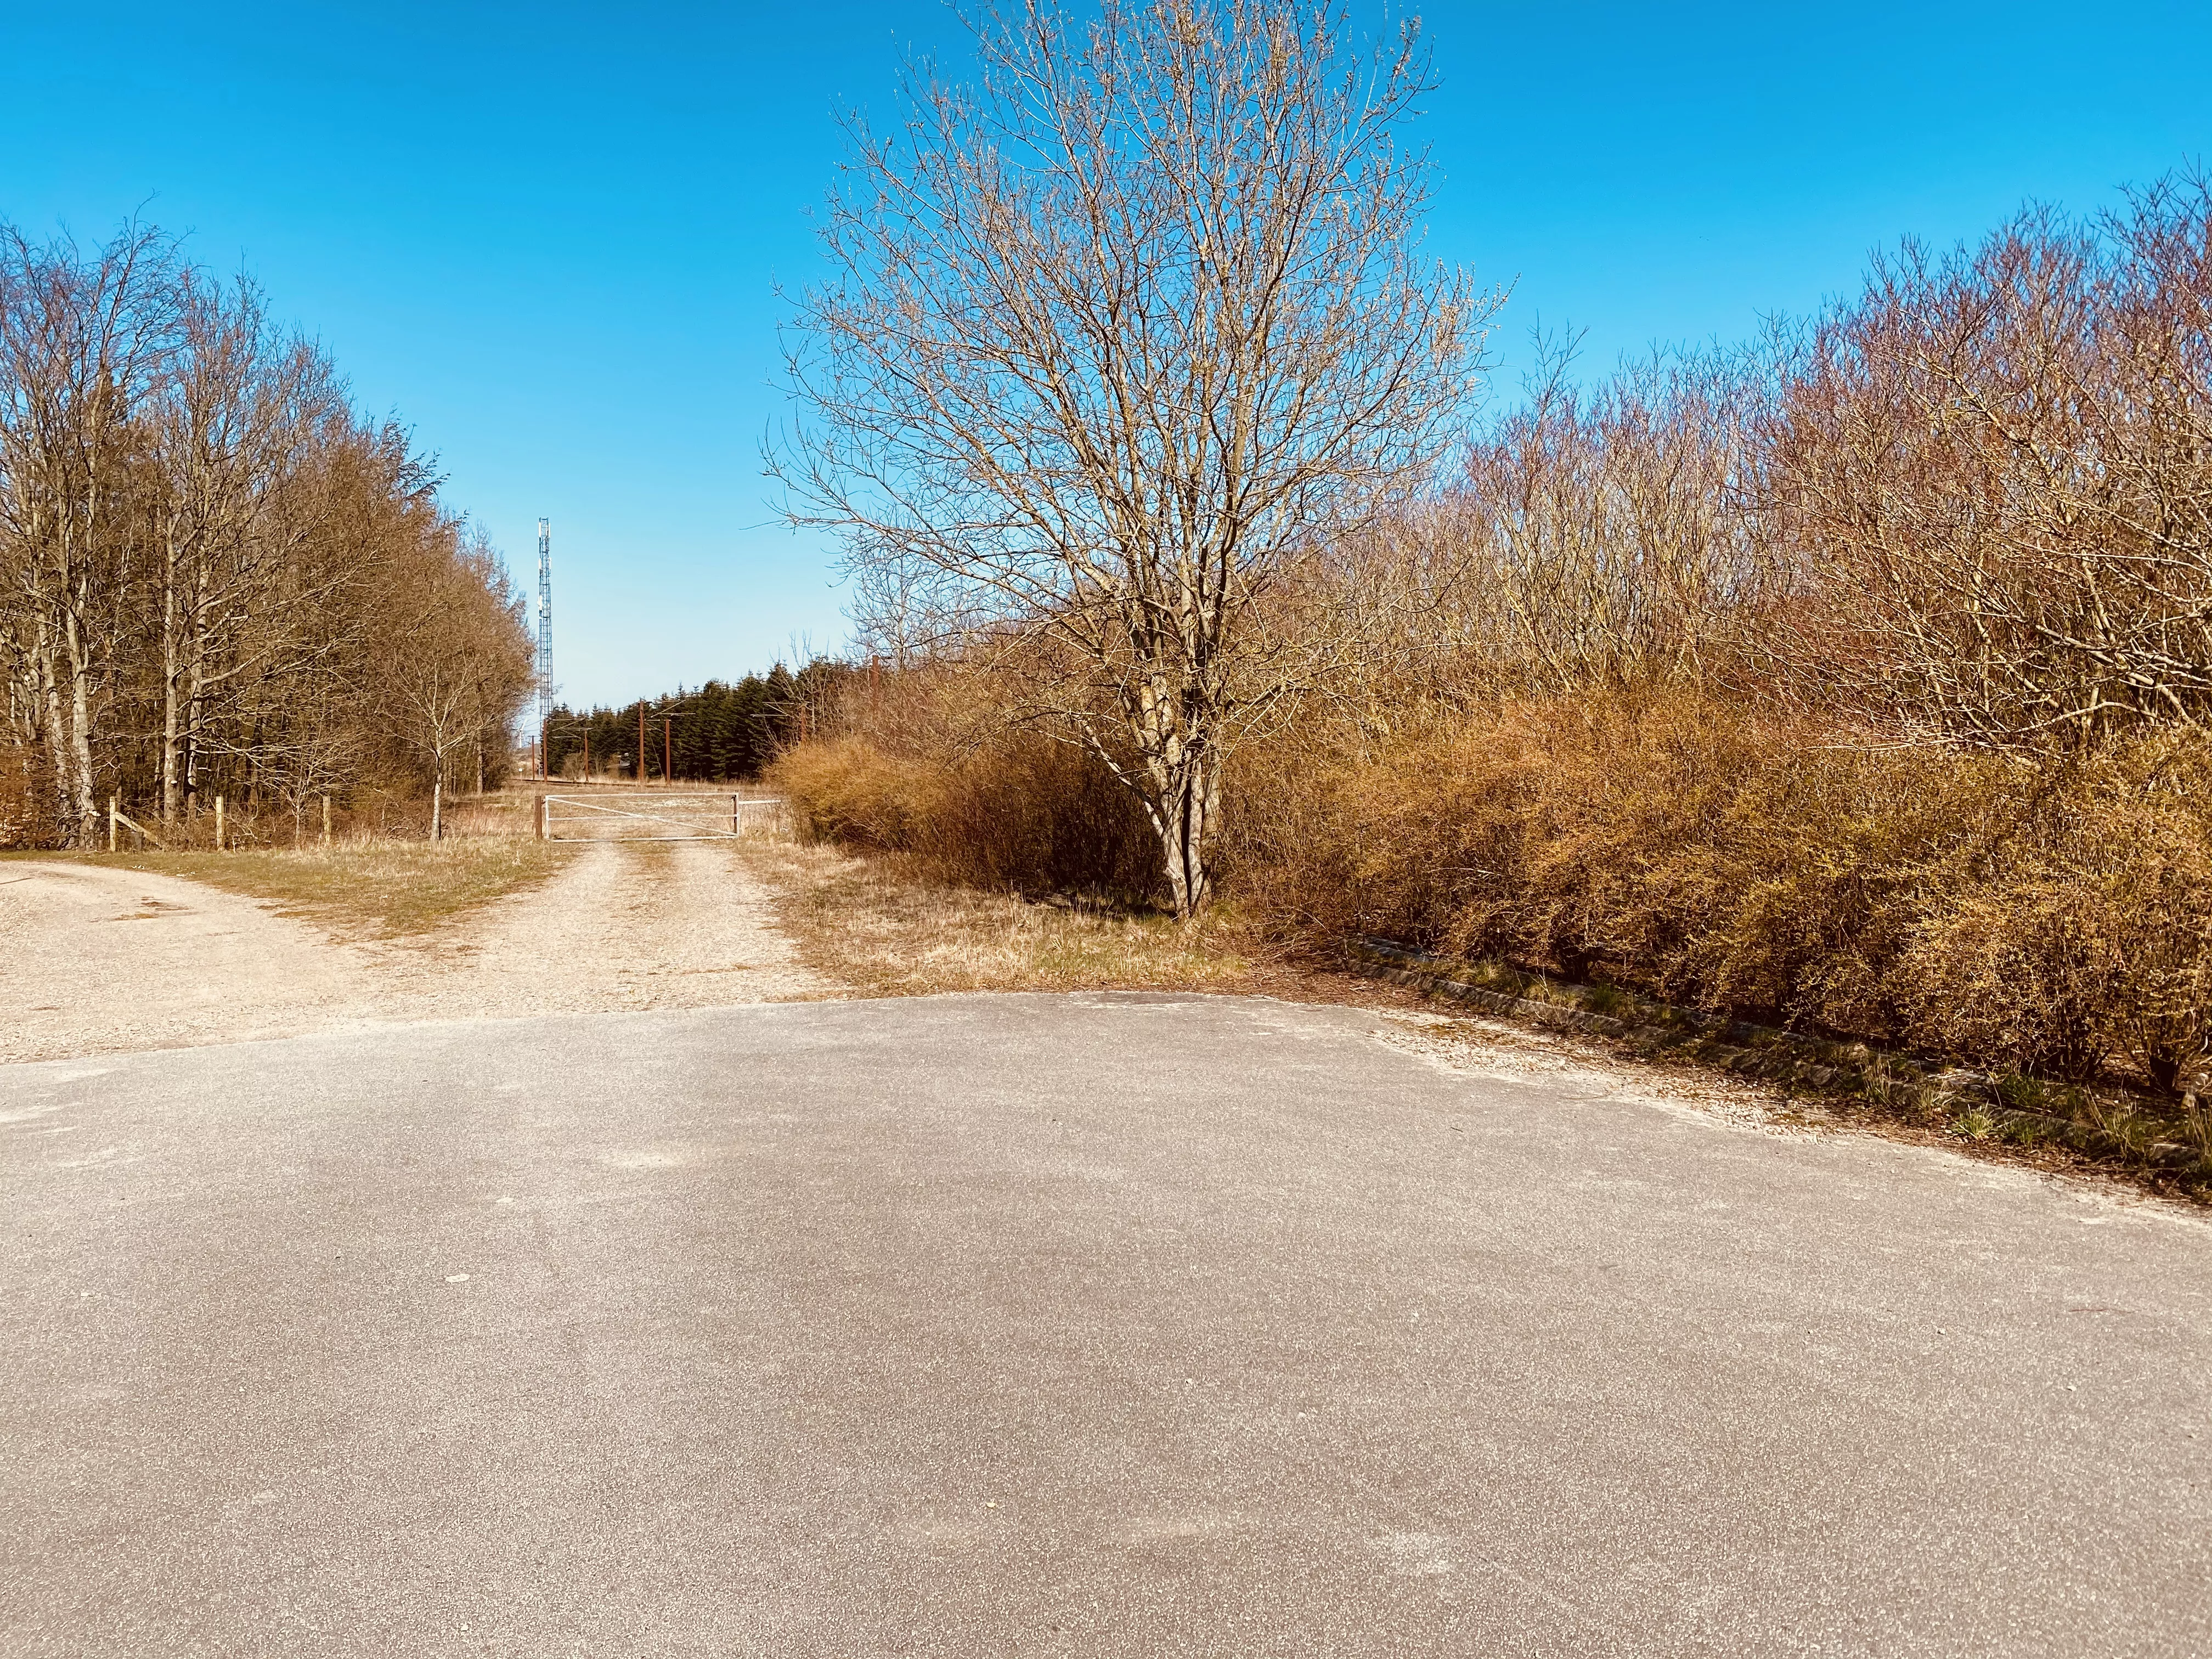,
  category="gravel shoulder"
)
[1,860,376,1063]
[1,840,829,1064]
